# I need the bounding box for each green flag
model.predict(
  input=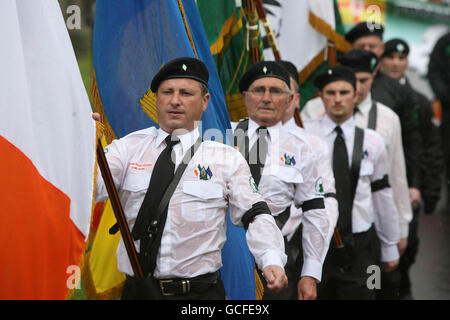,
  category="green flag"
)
[197,0,264,121]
